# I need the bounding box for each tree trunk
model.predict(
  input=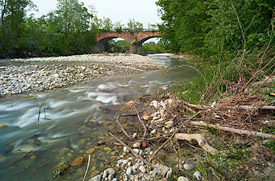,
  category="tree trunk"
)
[0,0,7,51]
